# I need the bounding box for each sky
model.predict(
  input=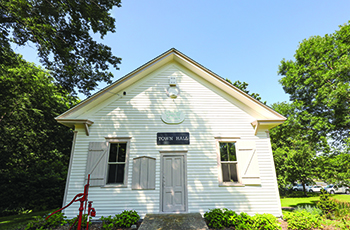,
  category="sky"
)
[13,0,350,106]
